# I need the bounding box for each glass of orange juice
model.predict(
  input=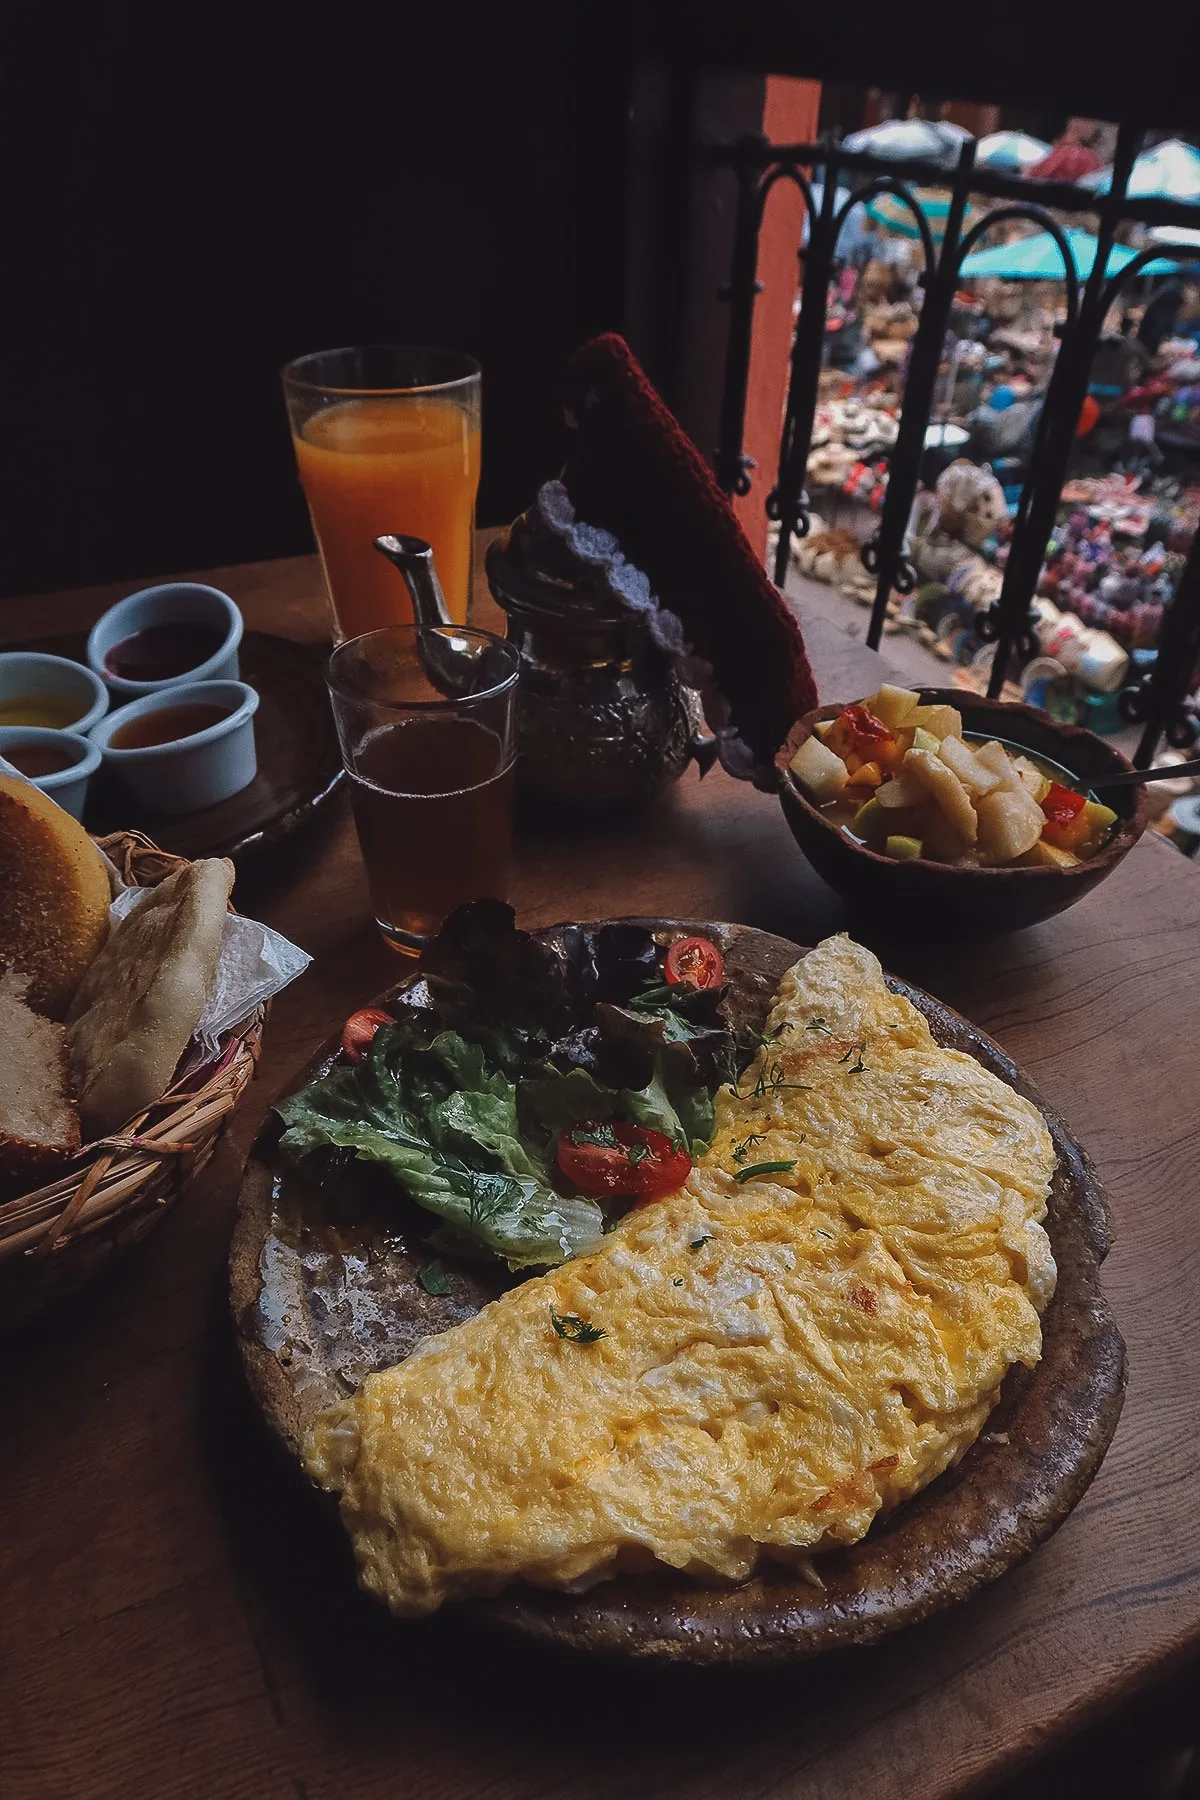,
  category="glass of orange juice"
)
[282,346,481,638]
